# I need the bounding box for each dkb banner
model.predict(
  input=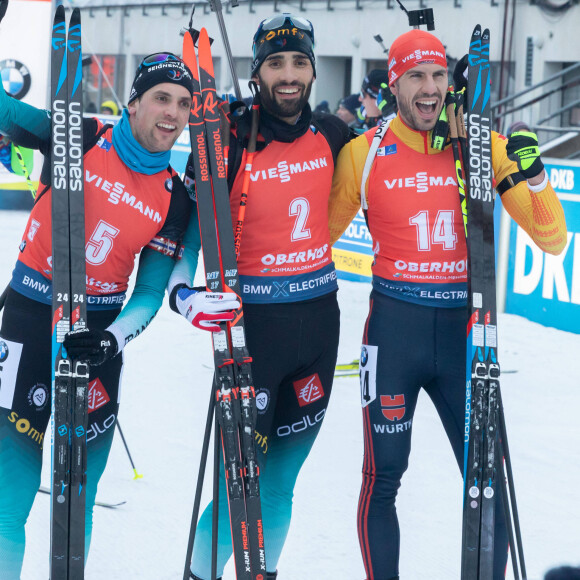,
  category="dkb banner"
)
[505,160,580,334]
